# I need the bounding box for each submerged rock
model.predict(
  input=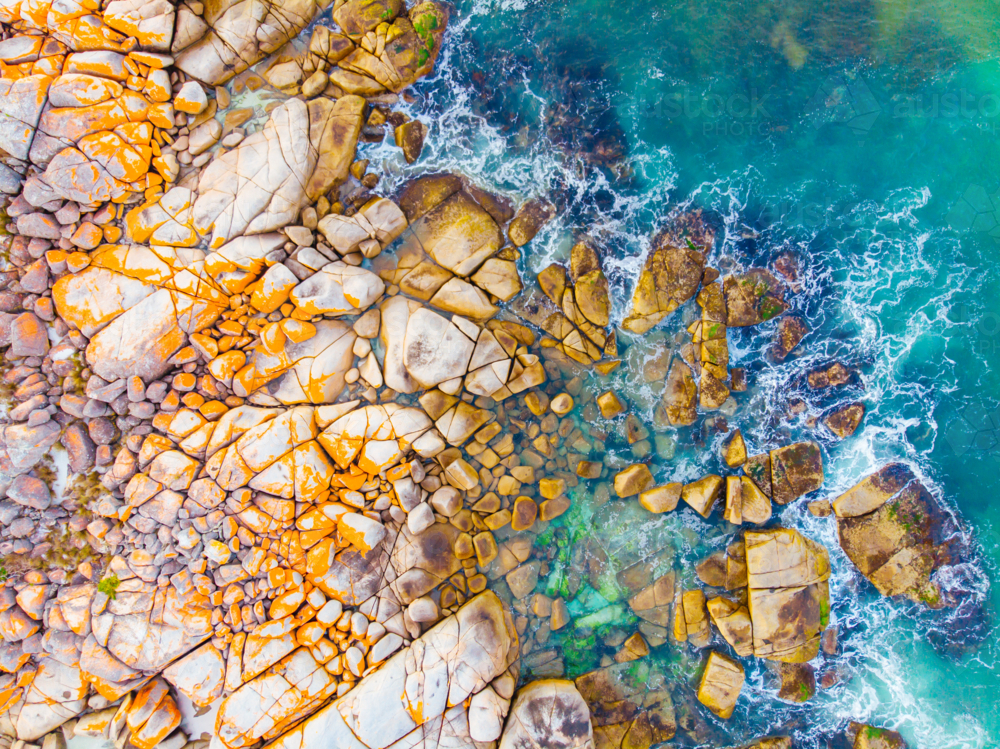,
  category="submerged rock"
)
[575,660,675,748]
